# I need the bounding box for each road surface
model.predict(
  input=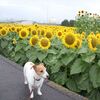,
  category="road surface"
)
[0,55,87,100]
